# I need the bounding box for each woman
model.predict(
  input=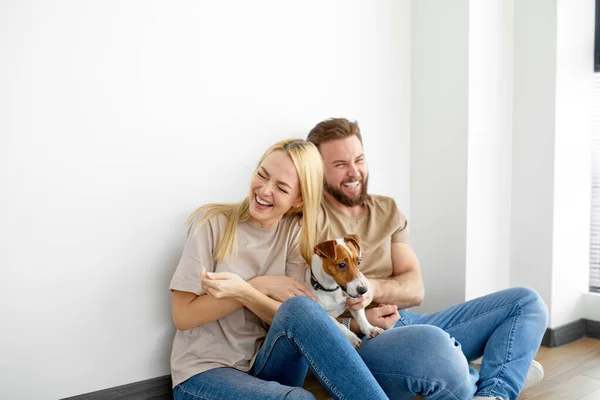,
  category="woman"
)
[170,138,388,400]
